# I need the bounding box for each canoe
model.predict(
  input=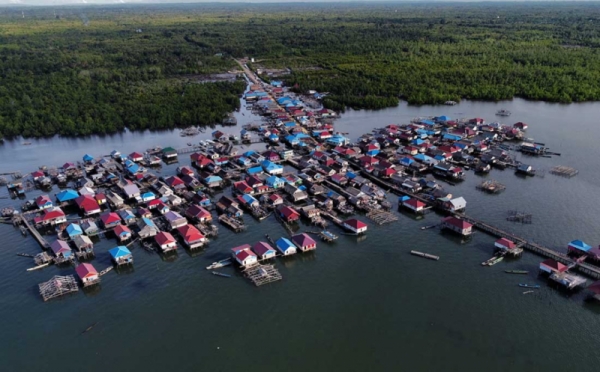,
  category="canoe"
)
[518,283,540,289]
[505,270,529,274]
[212,271,231,278]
